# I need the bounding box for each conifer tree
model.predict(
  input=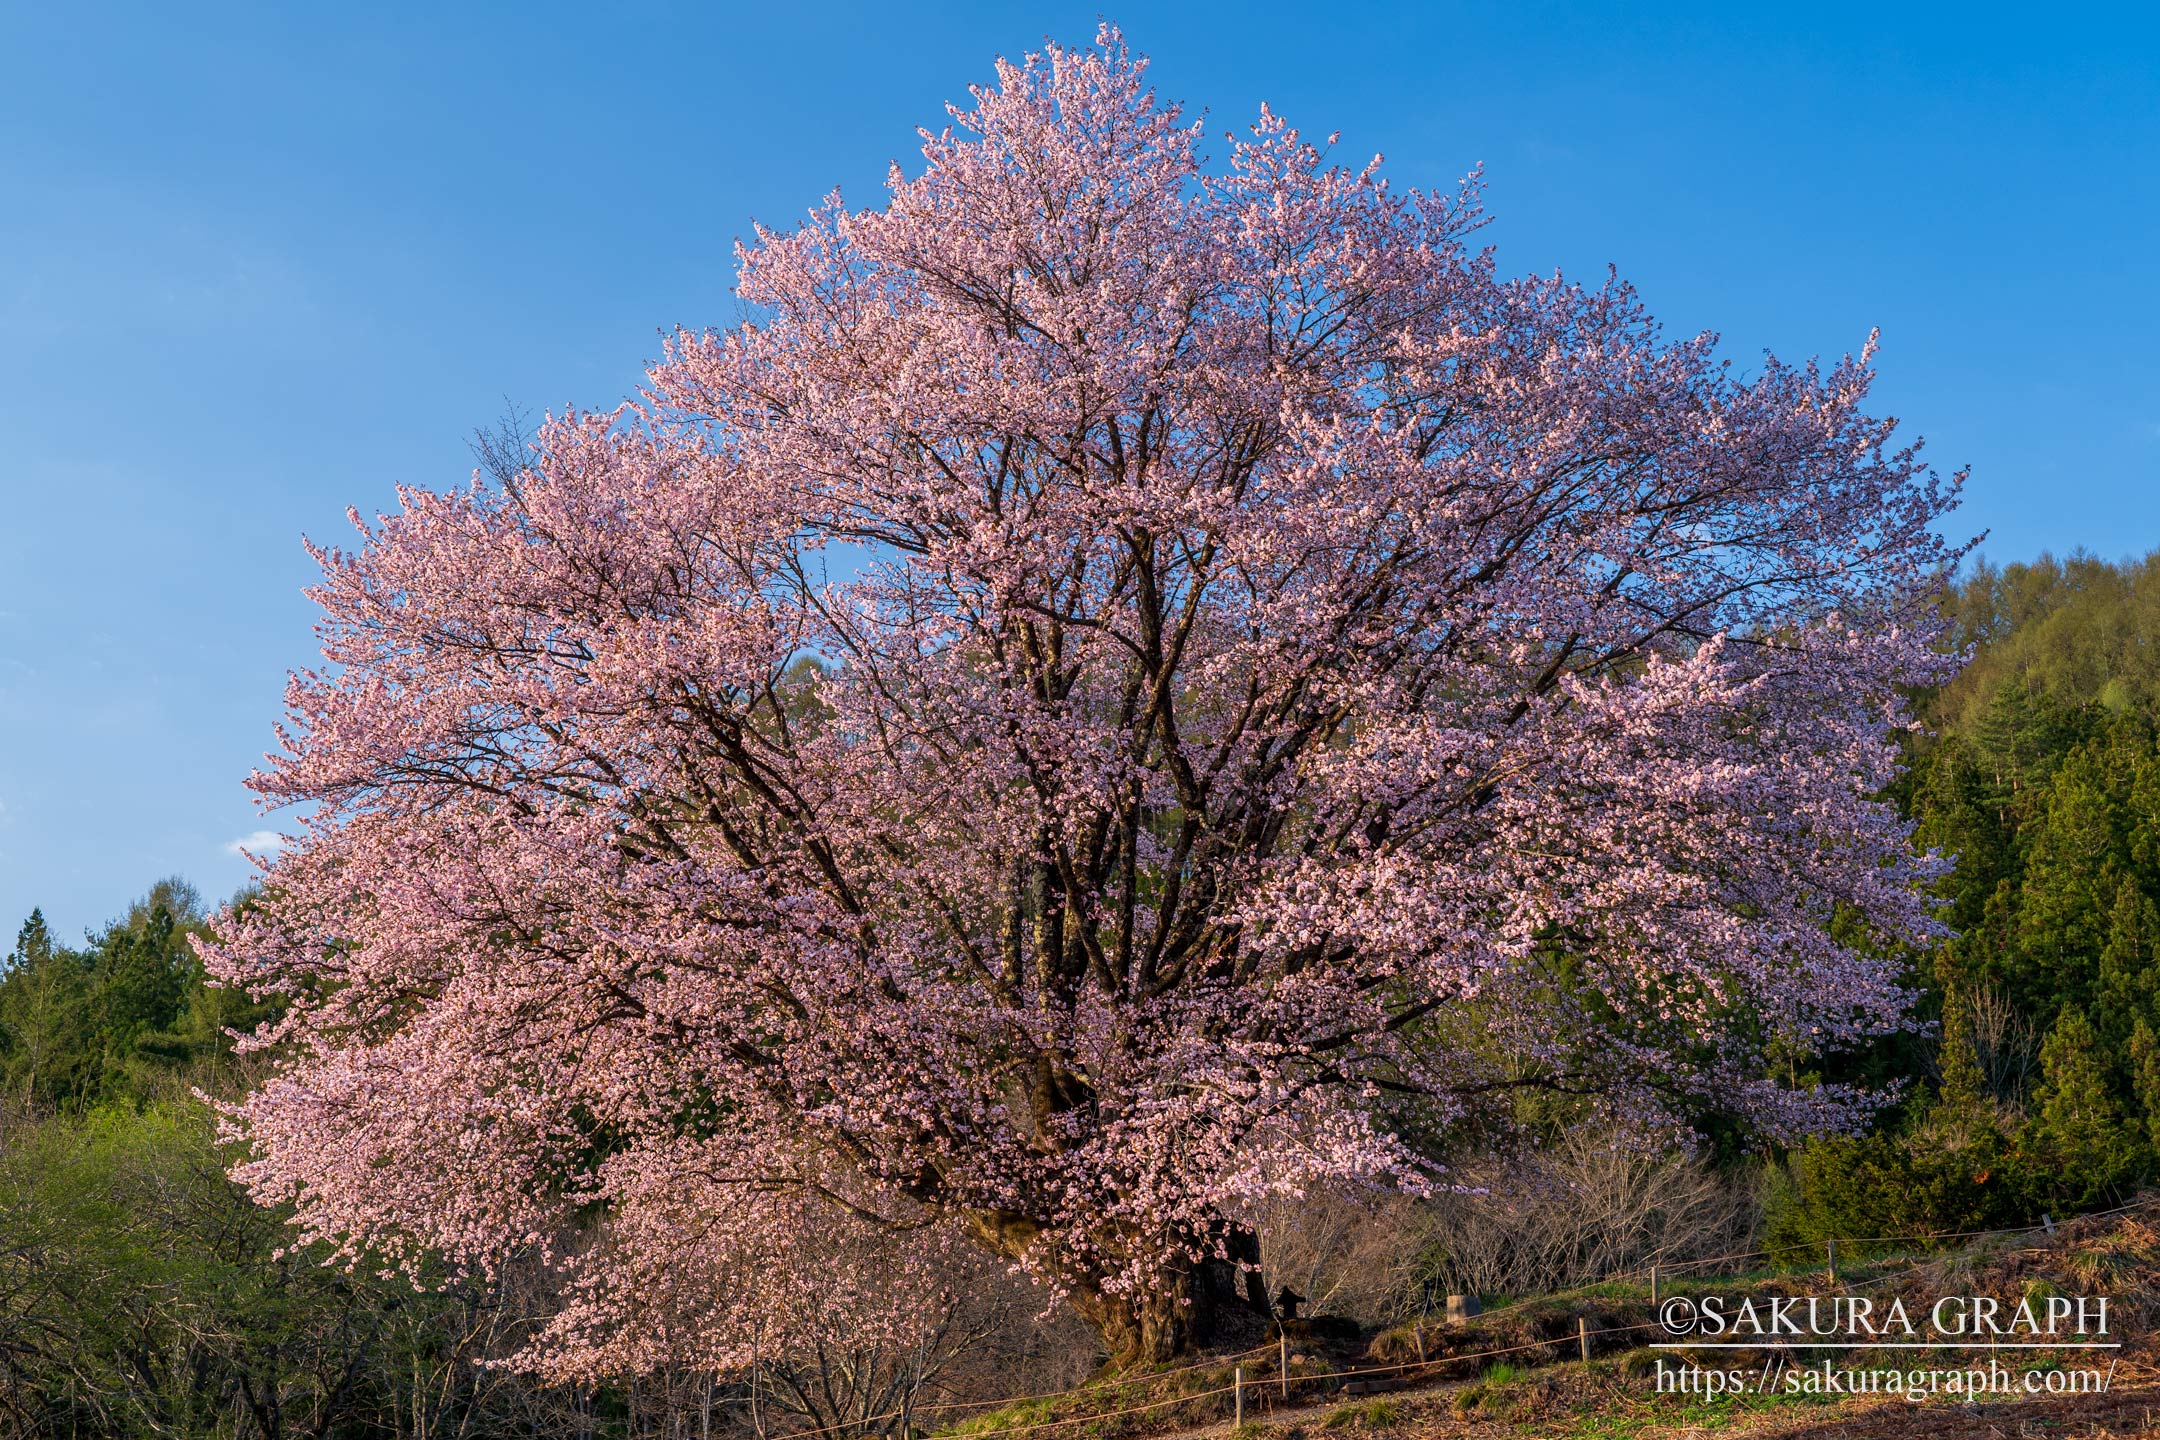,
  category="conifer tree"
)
[2033,1007,2137,1202]
[2128,1017,2160,1158]
[2096,877,2160,1044]
[0,910,86,1107]
[1937,983,1988,1111]
[2017,754,2123,1002]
